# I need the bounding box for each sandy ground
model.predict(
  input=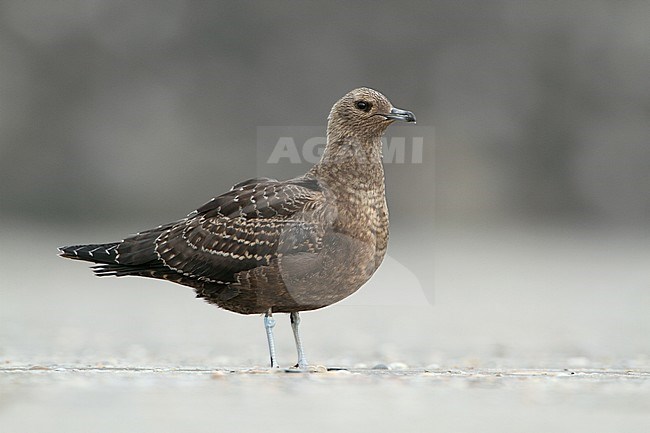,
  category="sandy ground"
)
[1,221,649,432]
